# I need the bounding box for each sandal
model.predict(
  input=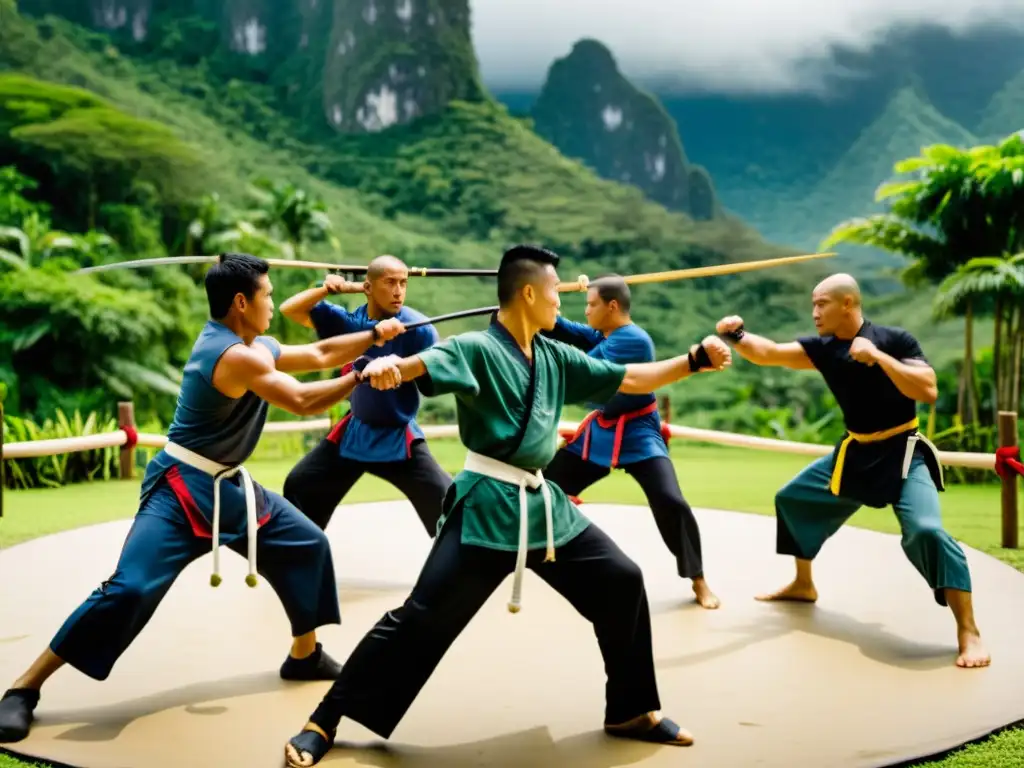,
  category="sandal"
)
[284,726,335,767]
[605,715,693,746]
